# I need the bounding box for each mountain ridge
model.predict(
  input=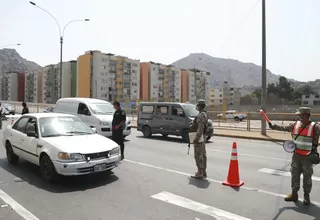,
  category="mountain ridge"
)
[0,49,42,73]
